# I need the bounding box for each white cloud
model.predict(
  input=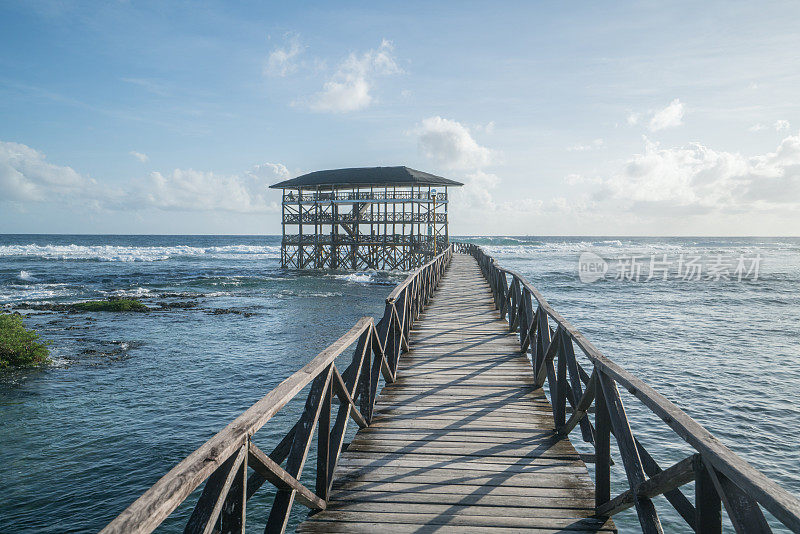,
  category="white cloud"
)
[134,163,288,213]
[414,116,494,169]
[775,119,791,131]
[453,169,586,225]
[265,33,304,77]
[130,151,149,163]
[306,40,400,113]
[649,99,685,131]
[749,124,767,132]
[627,100,686,131]
[0,140,288,214]
[564,173,602,186]
[0,141,102,203]
[456,170,500,210]
[597,133,800,215]
[567,138,604,152]
[248,162,291,181]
